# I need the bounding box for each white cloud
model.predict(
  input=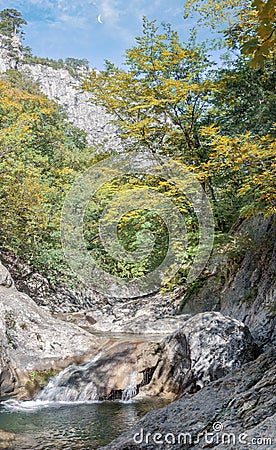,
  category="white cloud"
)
[6,0,175,32]
[0,0,186,48]
[58,13,89,28]
[24,0,97,29]
[98,0,121,25]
